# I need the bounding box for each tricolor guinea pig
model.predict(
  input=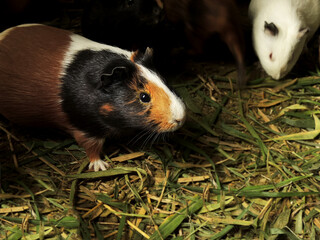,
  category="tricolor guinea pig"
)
[249,0,320,80]
[0,24,186,171]
[81,0,163,51]
[163,0,246,86]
